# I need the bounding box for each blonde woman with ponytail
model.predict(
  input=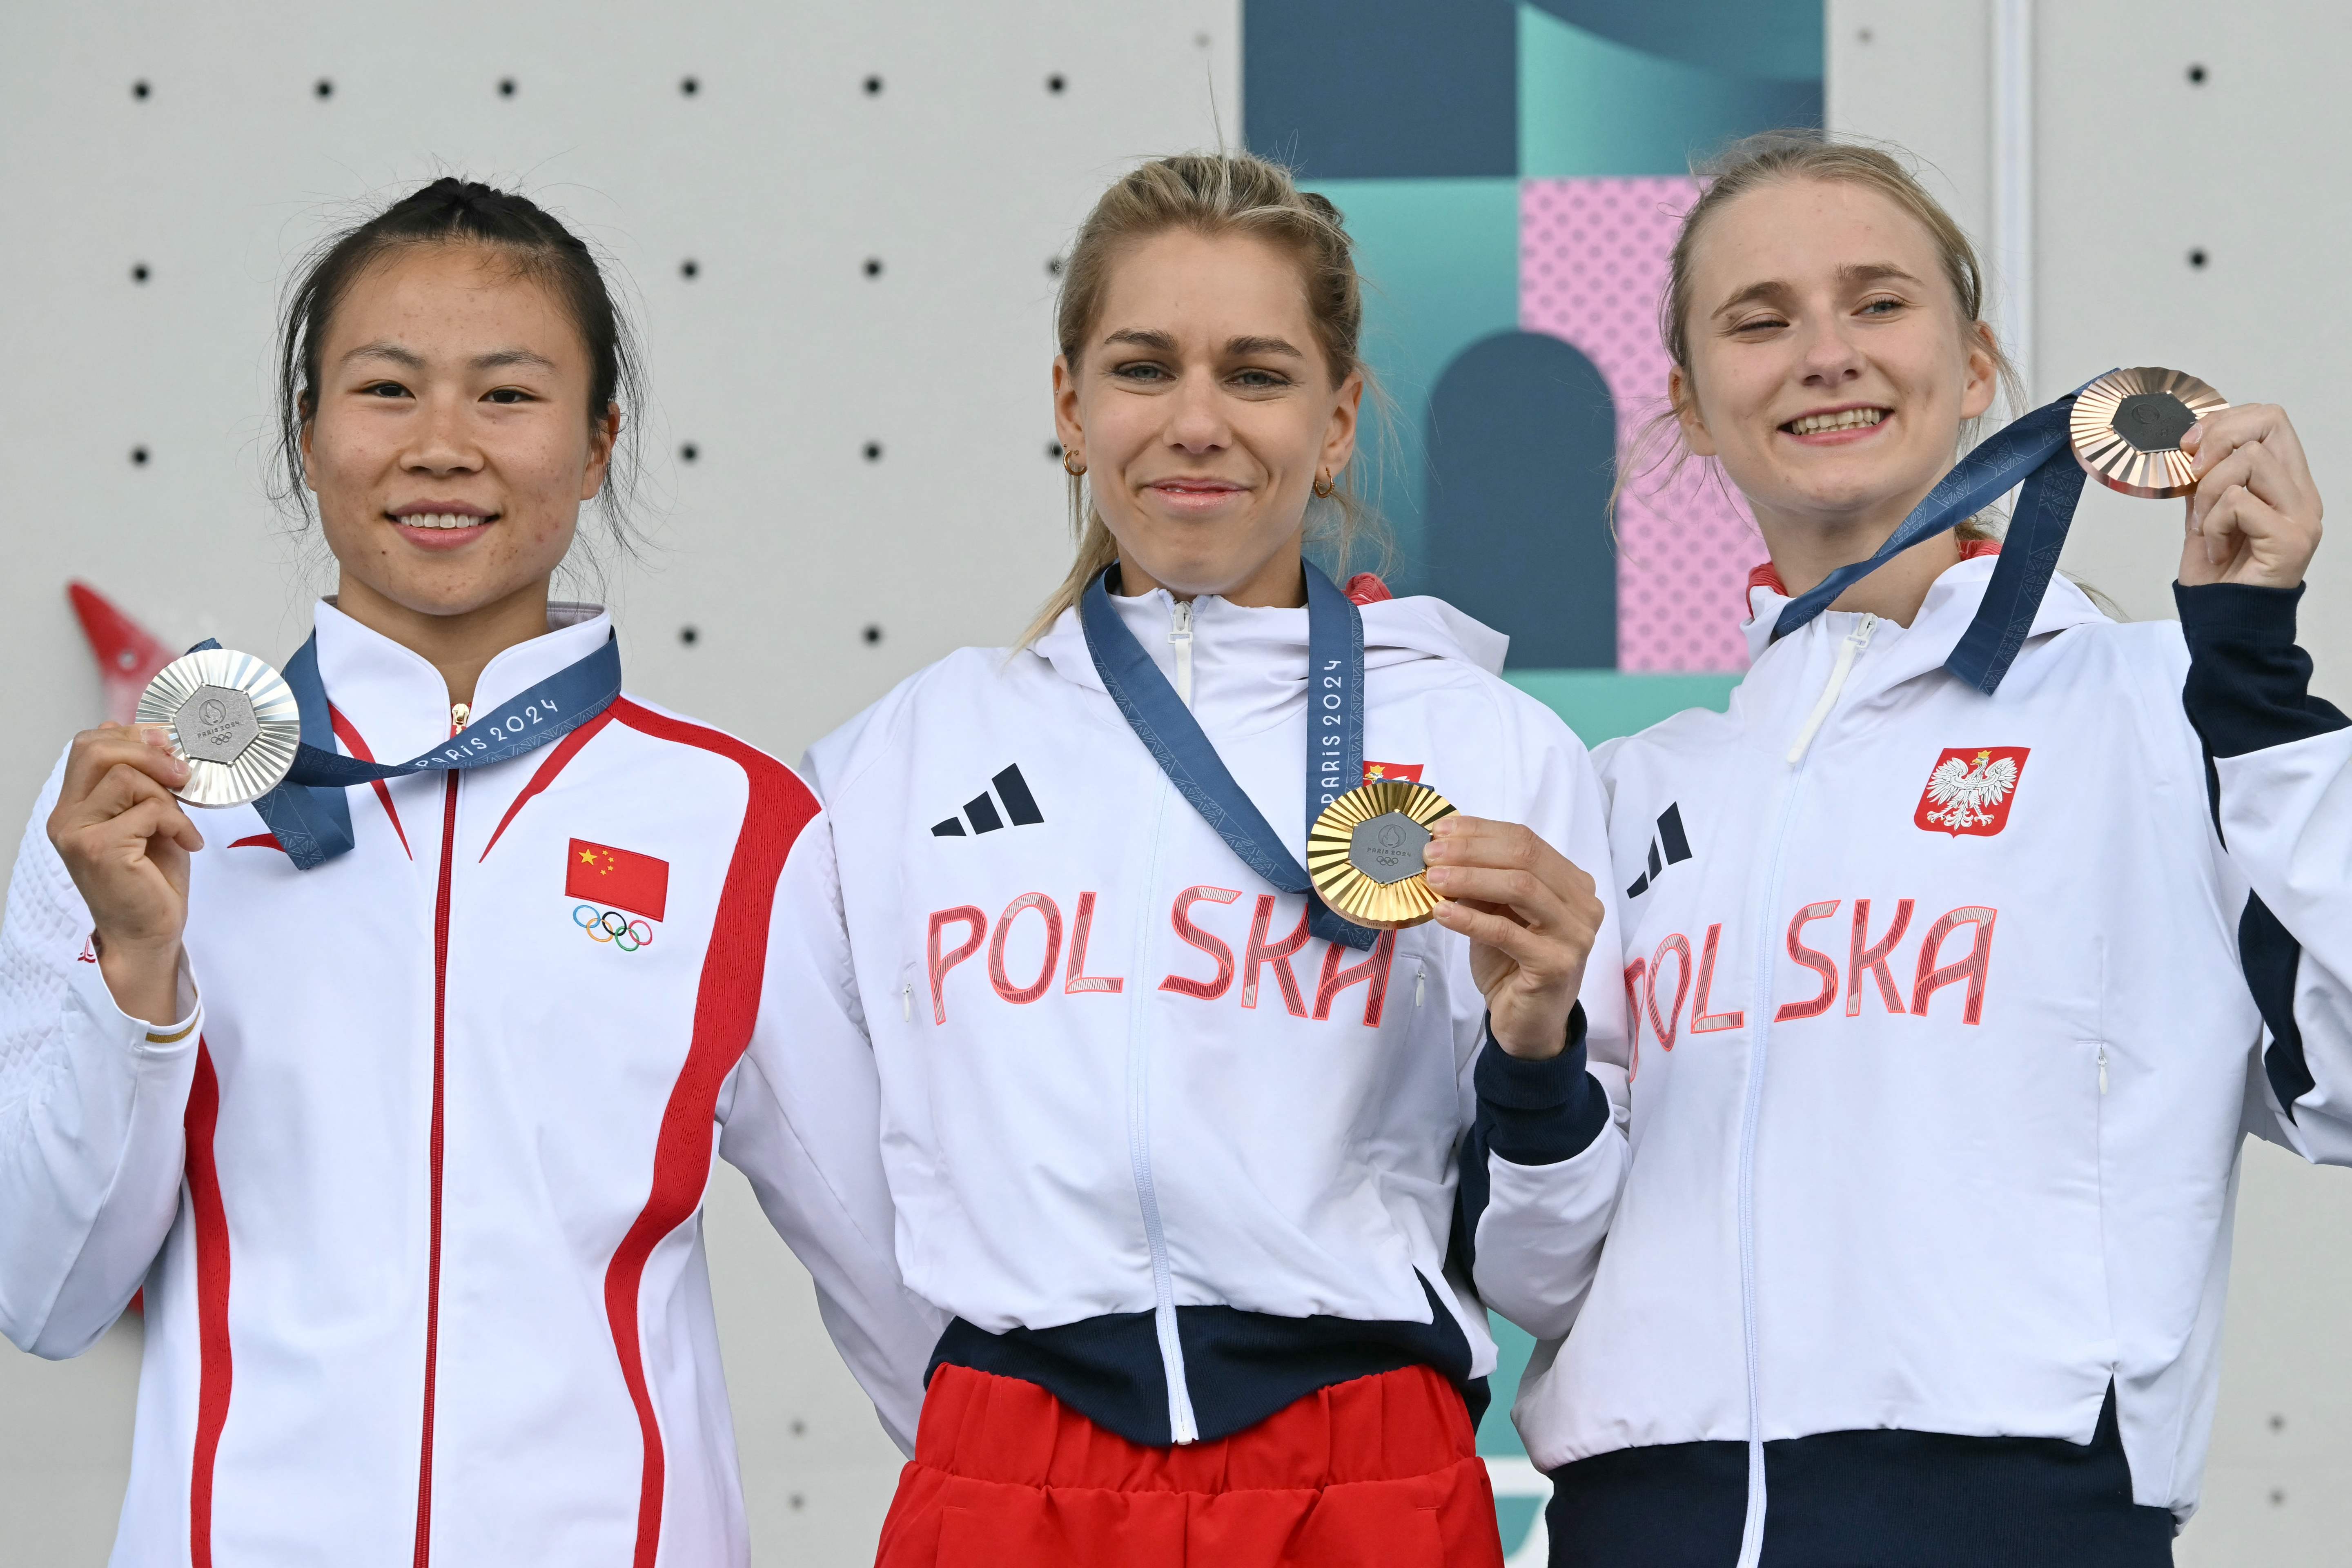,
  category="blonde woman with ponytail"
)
[795,152,1633,1566]
[1512,132,2345,1567]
